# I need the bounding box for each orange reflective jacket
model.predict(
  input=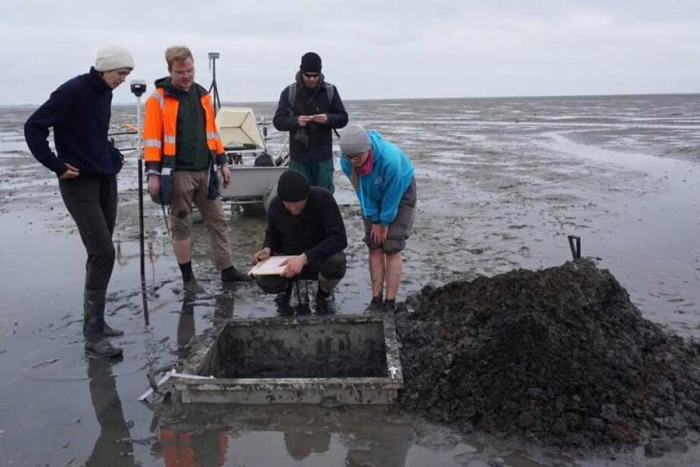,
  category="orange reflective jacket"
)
[160,428,229,467]
[143,83,224,174]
